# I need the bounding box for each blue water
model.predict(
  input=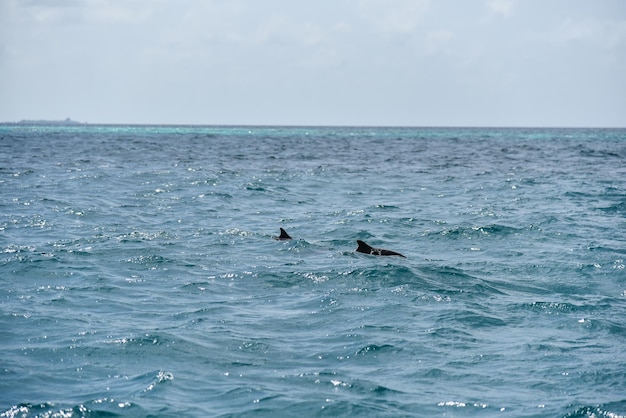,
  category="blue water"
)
[1,125,625,417]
